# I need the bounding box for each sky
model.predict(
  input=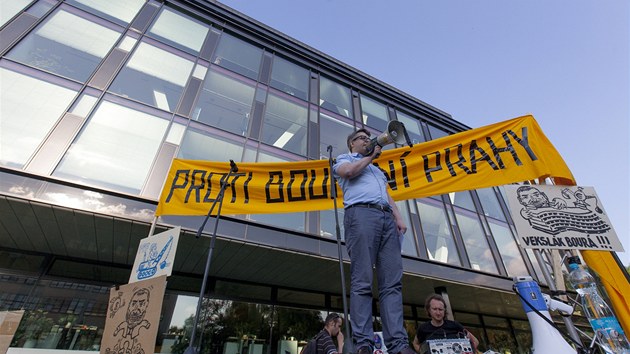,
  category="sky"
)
[216,0,630,266]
